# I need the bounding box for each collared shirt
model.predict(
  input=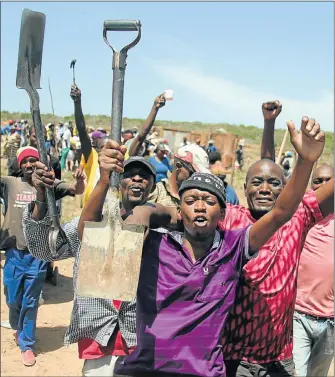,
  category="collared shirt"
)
[22,209,137,348]
[218,190,324,363]
[115,226,253,377]
[295,213,334,318]
[147,178,179,208]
